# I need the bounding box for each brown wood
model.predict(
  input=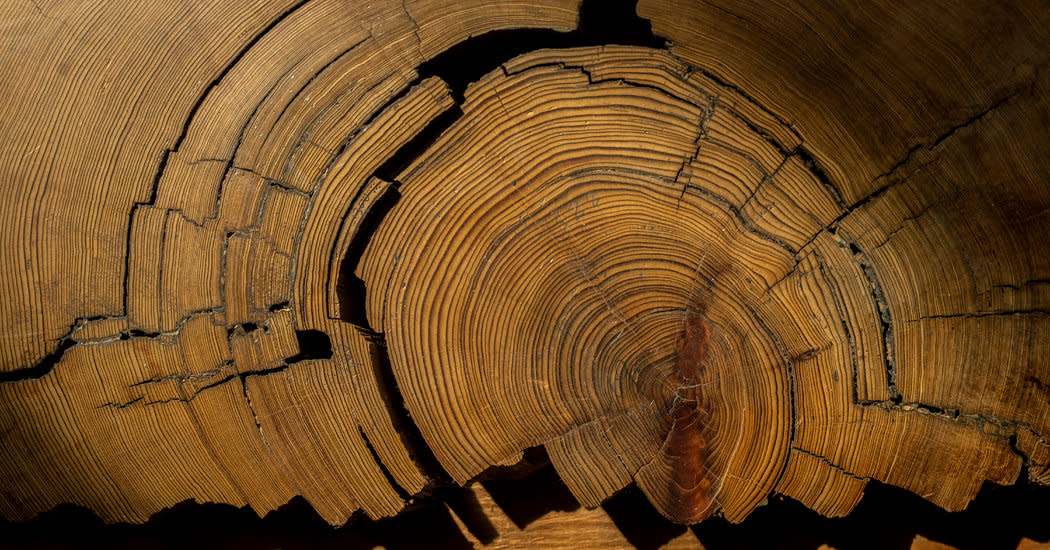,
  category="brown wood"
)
[1,0,1048,539]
